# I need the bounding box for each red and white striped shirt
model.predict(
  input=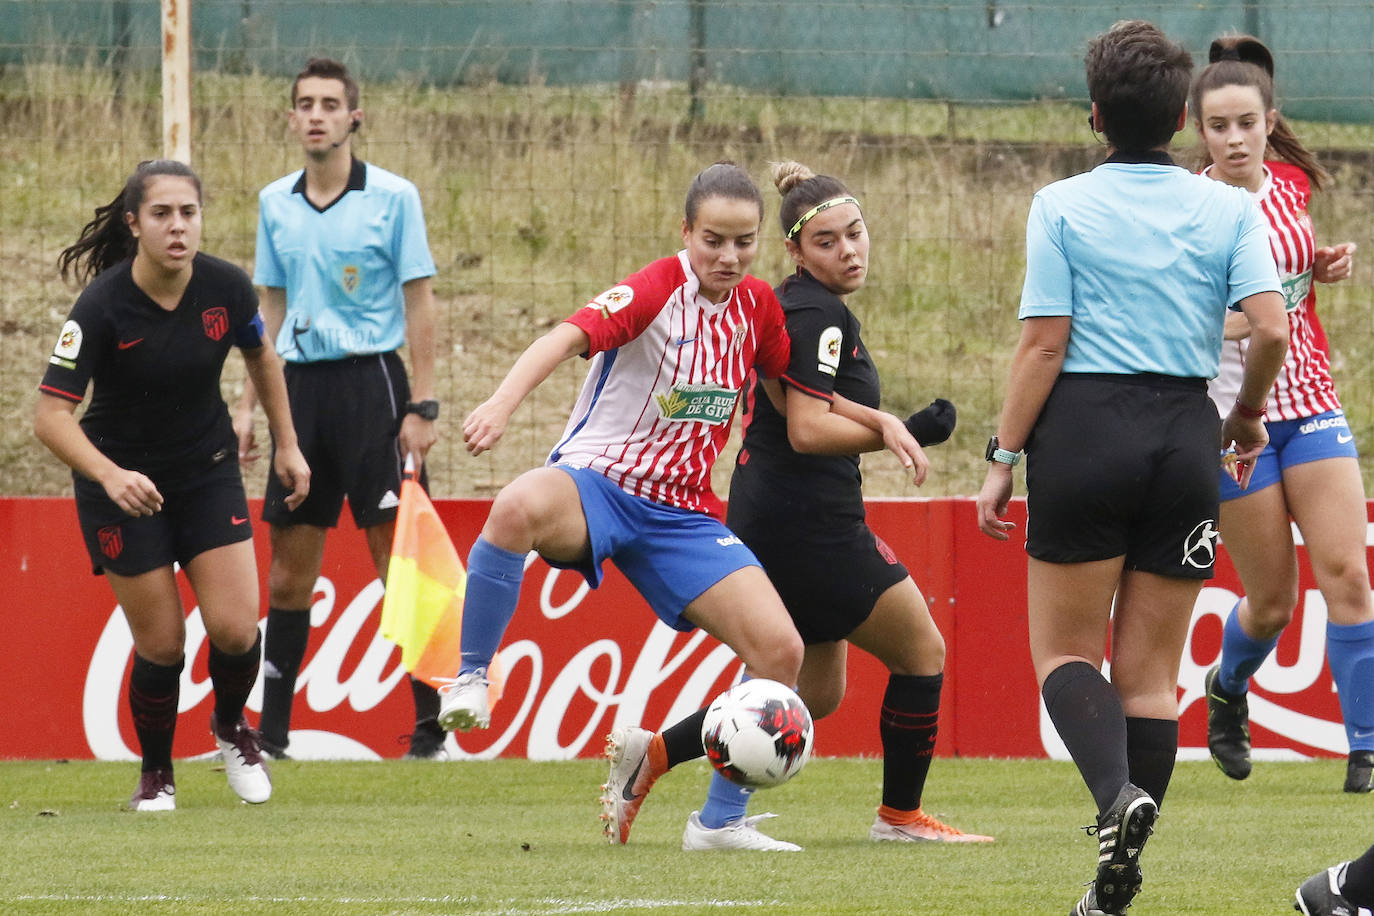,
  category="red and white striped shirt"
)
[1208,160,1341,421]
[552,251,790,516]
